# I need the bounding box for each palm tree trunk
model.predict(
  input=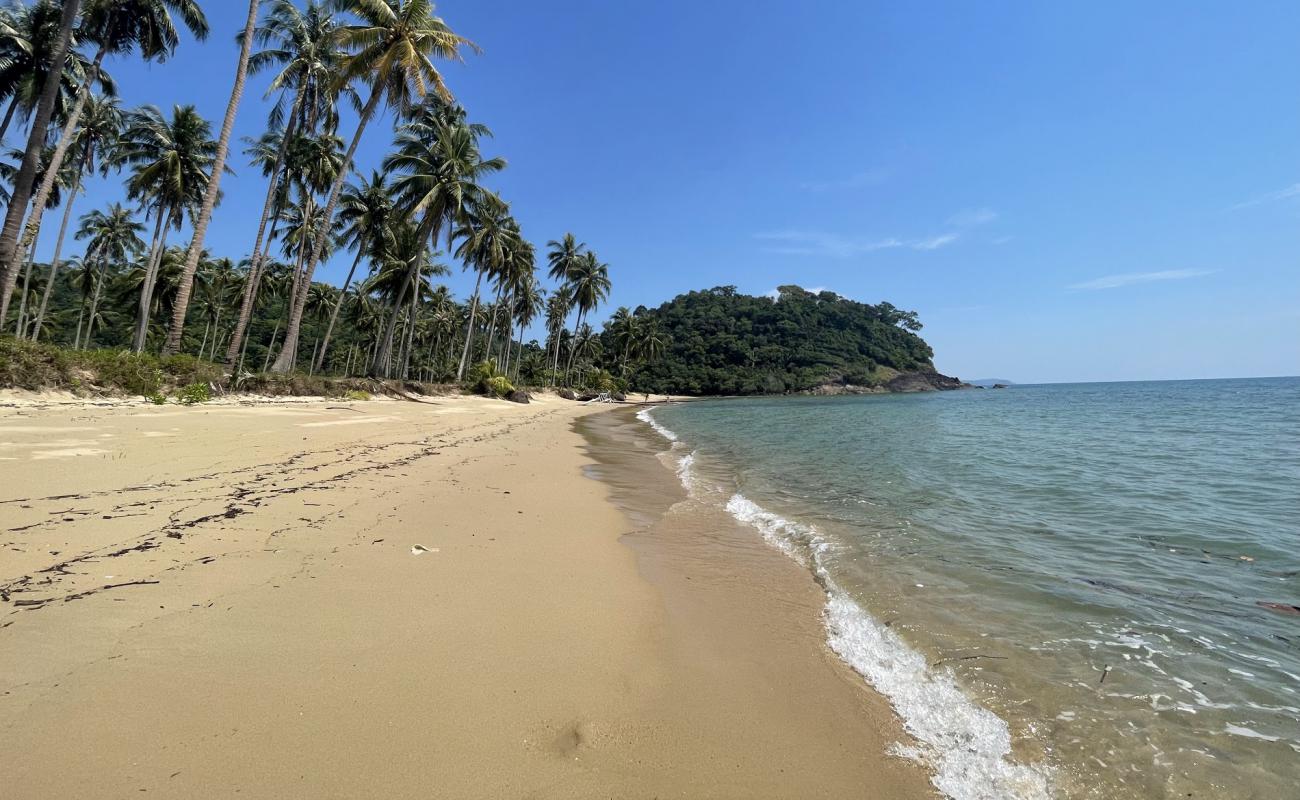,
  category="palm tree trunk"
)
[0,95,19,144]
[82,251,109,348]
[564,309,586,386]
[0,0,81,323]
[31,147,89,342]
[223,105,303,371]
[312,245,364,372]
[271,86,384,374]
[401,287,419,379]
[262,320,281,373]
[163,0,257,356]
[14,240,36,336]
[12,46,108,287]
[226,212,282,367]
[198,319,210,357]
[455,270,486,381]
[208,307,223,360]
[133,209,169,353]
